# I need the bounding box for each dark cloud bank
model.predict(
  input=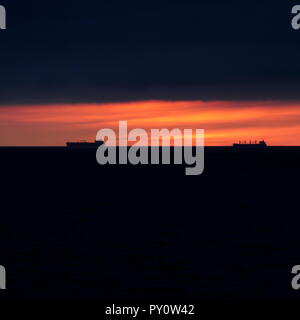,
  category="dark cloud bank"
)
[0,0,300,105]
